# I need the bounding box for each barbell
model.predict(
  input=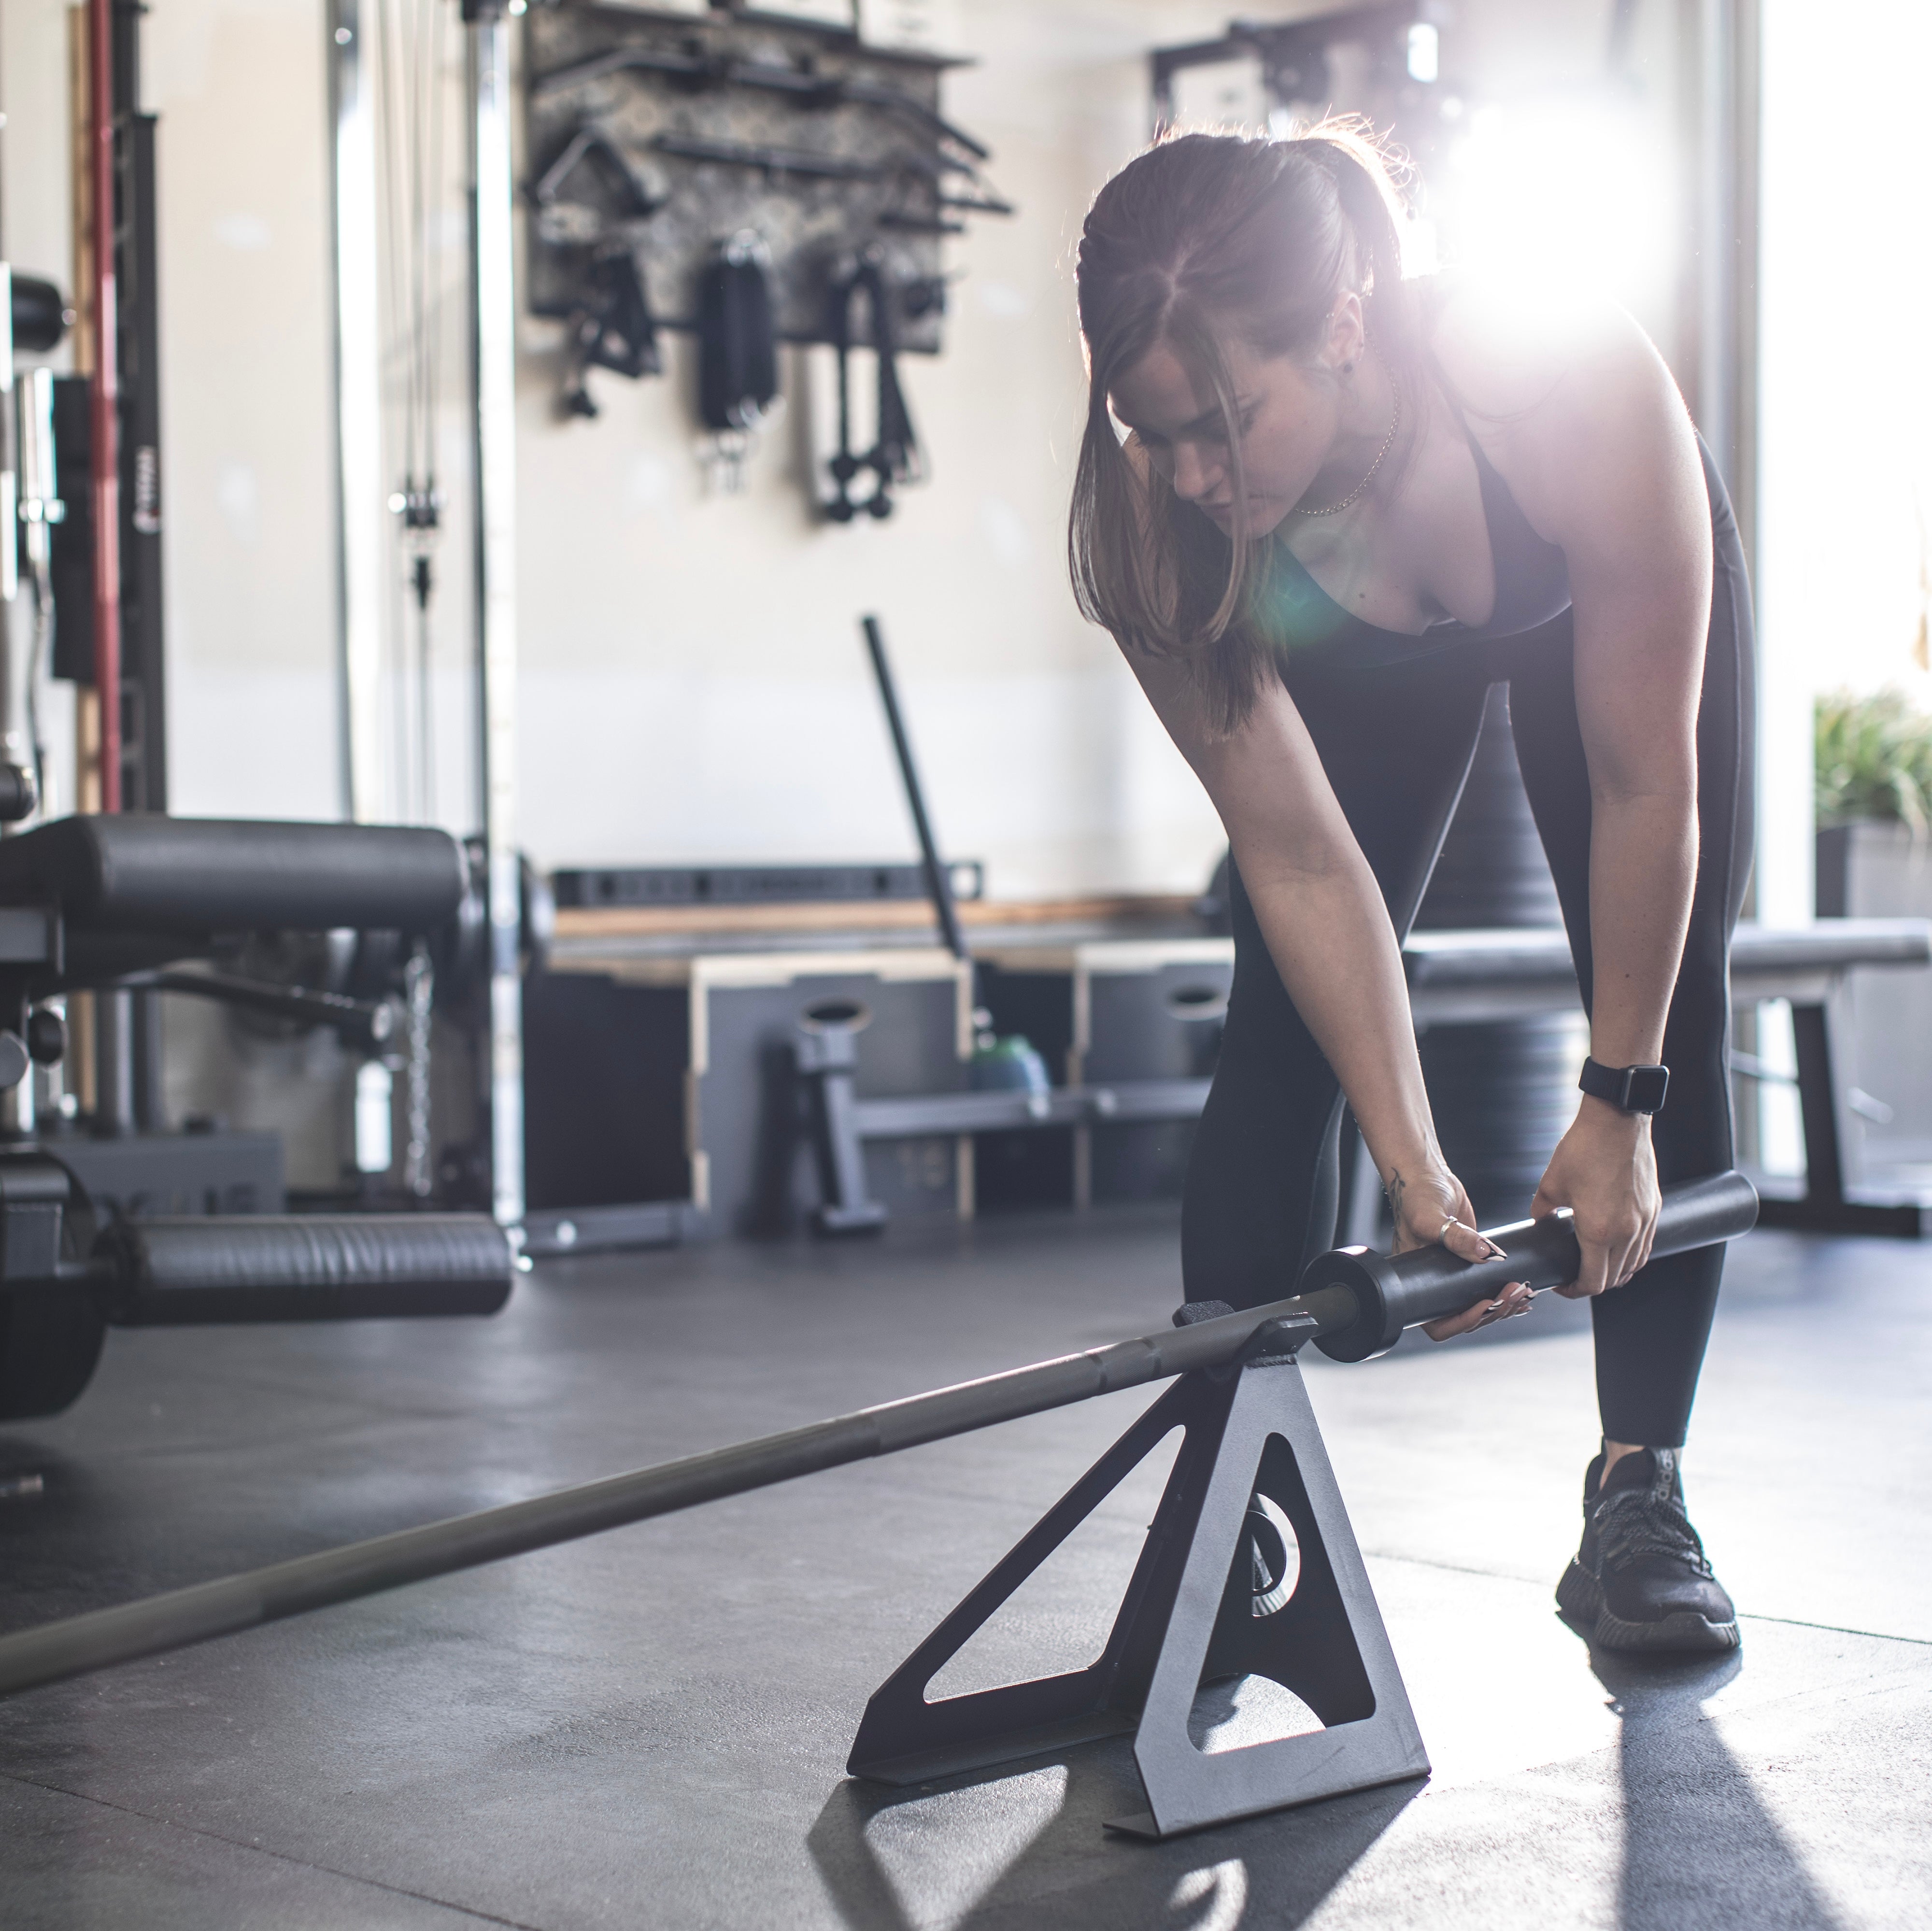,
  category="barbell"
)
[0,1170,1756,1700]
